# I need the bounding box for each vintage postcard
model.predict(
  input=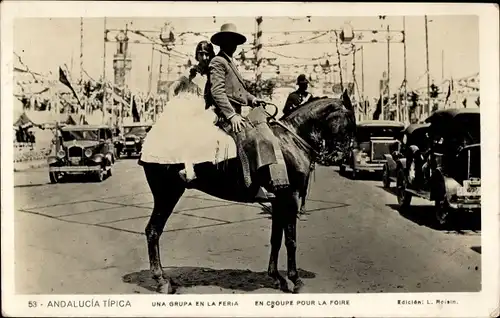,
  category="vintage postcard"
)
[1,1,499,317]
